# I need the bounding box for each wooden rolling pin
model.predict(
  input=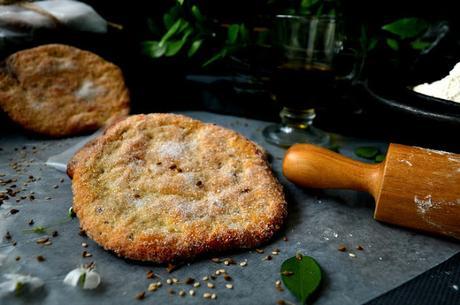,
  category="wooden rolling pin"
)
[283,143,460,239]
